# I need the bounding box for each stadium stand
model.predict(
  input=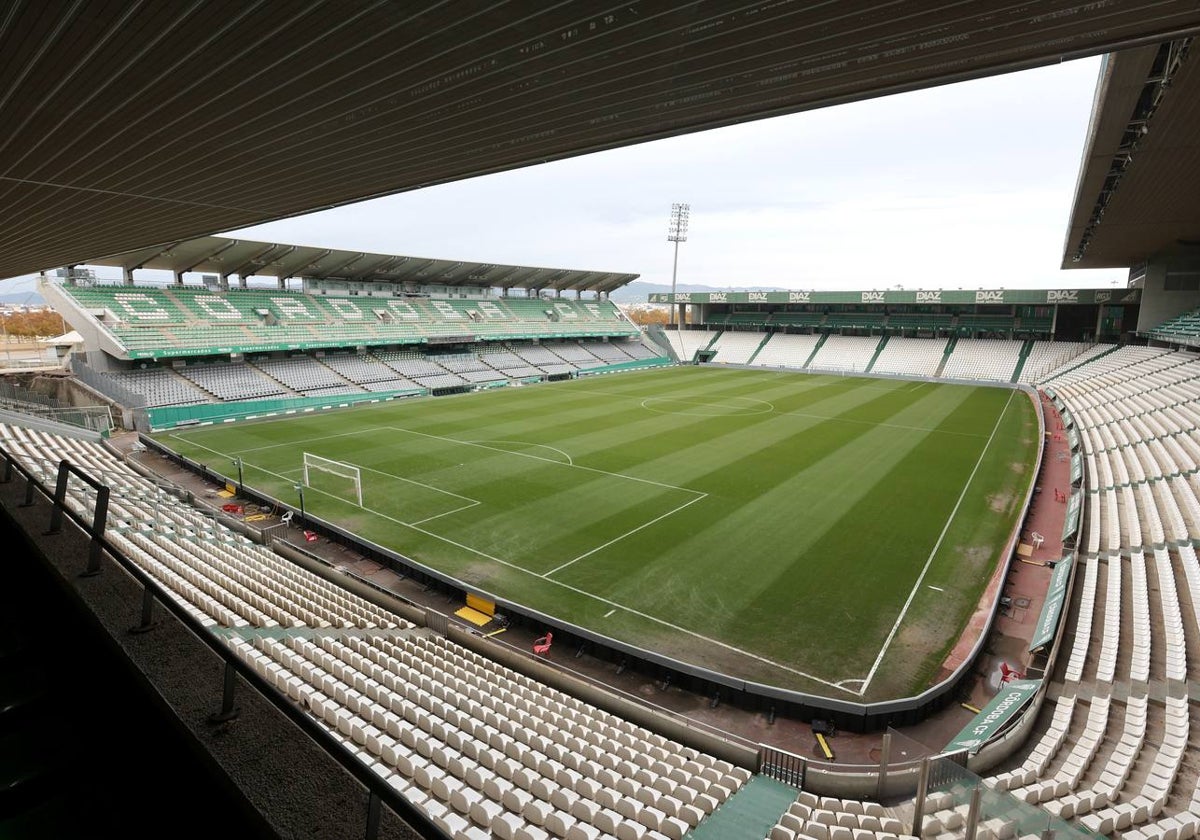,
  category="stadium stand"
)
[508,343,574,374]
[710,331,768,365]
[806,335,881,373]
[103,367,213,407]
[939,339,1025,381]
[751,334,824,370]
[320,352,420,391]
[576,340,635,363]
[50,282,640,360]
[764,789,914,840]
[867,337,949,377]
[0,420,773,840]
[67,333,663,432]
[619,342,659,361]
[178,361,291,401]
[253,356,365,395]
[713,311,769,328]
[1019,342,1115,384]
[1027,340,1118,384]
[668,330,719,363]
[979,346,1200,838]
[1144,307,1200,346]
[675,331,1118,385]
[550,343,605,367]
